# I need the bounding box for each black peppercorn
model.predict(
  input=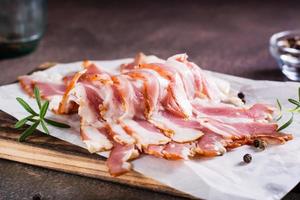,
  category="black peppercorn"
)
[253,139,260,148]
[243,153,252,163]
[237,92,245,99]
[237,92,246,103]
[260,140,267,150]
[253,139,267,150]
